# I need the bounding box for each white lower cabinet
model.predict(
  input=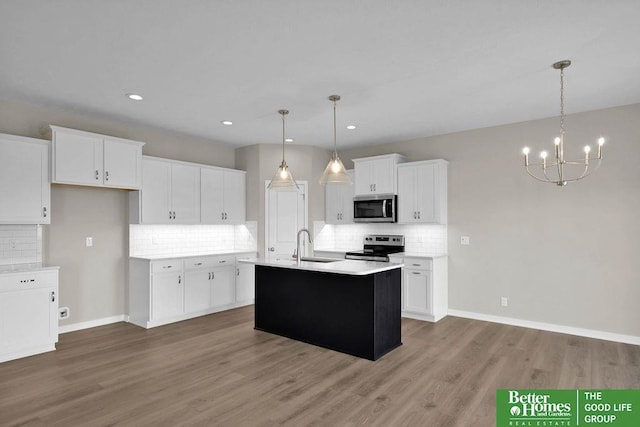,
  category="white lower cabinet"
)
[235,262,255,303]
[389,255,448,322]
[0,269,59,363]
[129,252,256,328]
